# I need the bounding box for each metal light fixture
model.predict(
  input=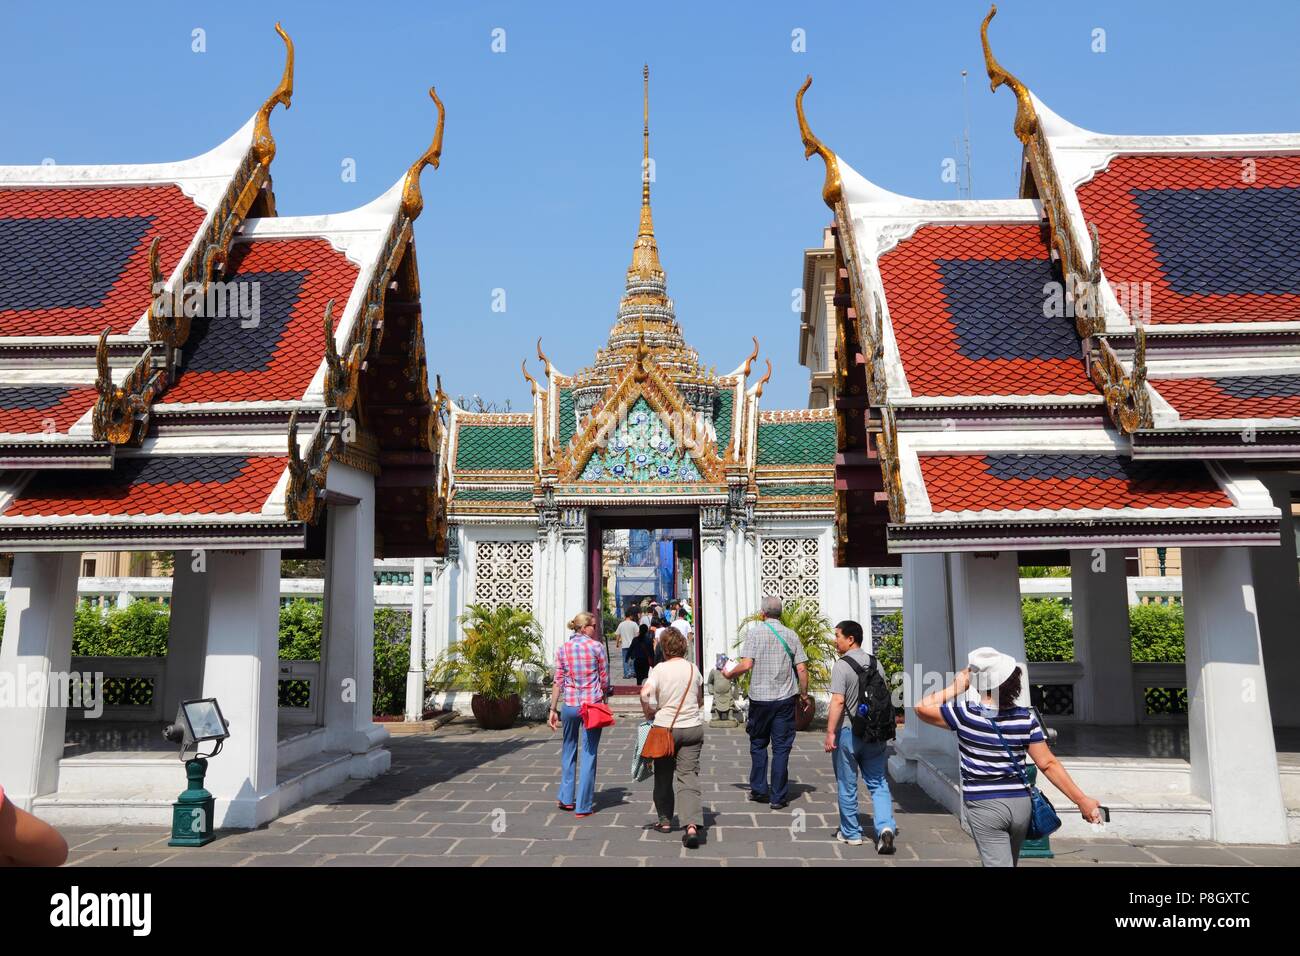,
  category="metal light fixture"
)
[163,698,229,847]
